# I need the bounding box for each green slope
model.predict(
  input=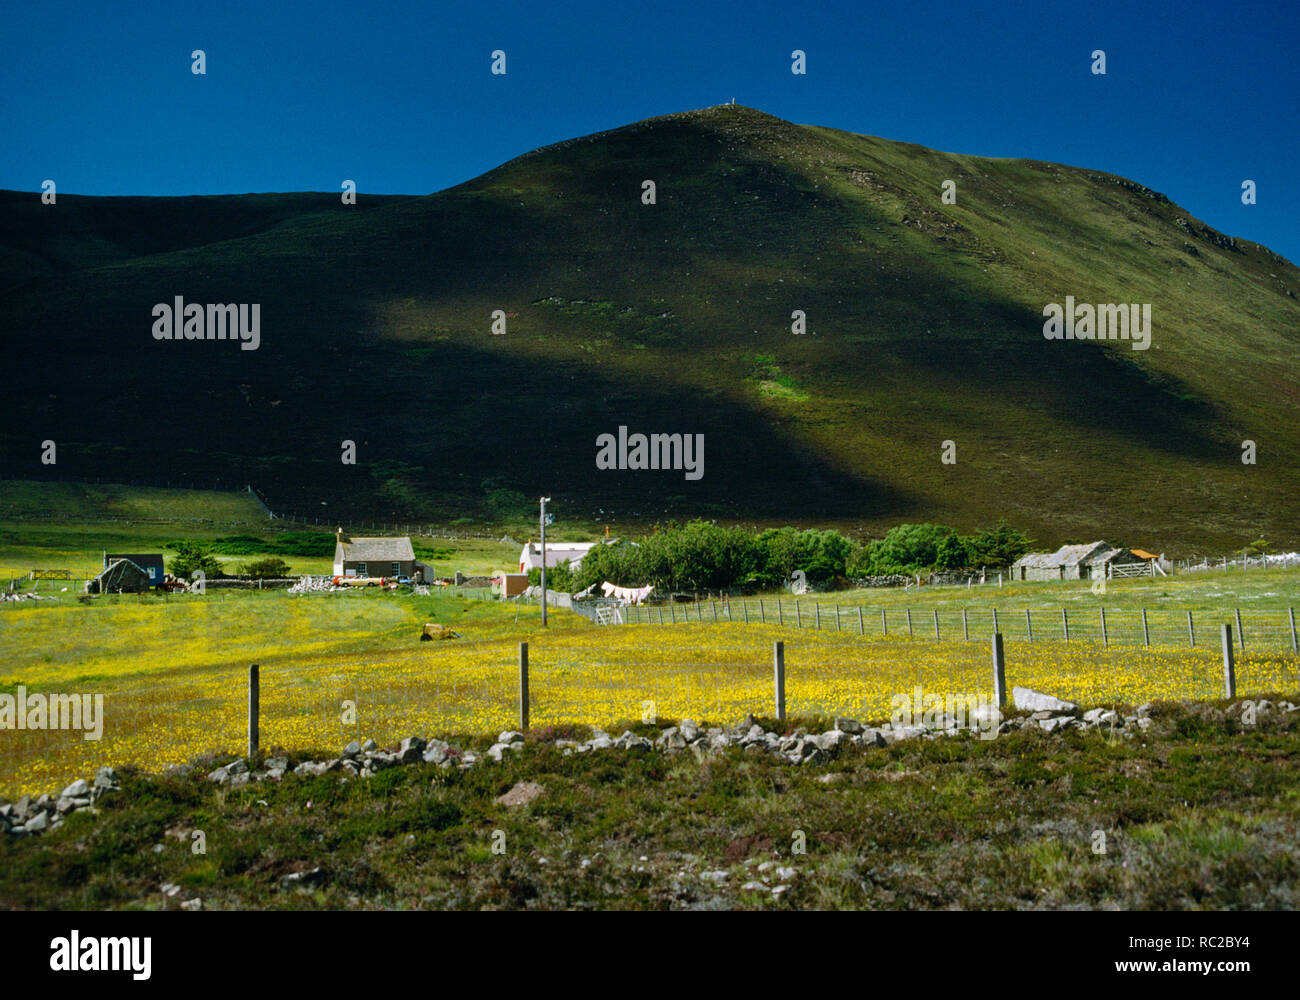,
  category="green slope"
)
[2,105,1298,552]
